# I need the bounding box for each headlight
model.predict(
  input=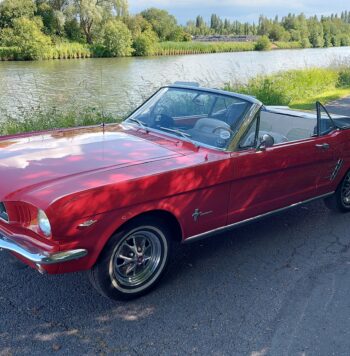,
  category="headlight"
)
[37,209,51,237]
